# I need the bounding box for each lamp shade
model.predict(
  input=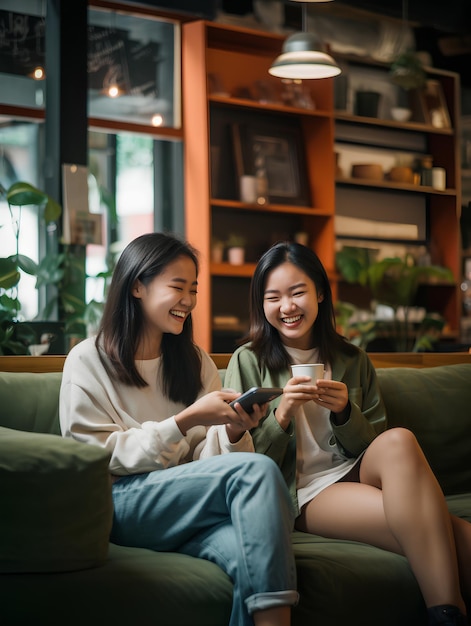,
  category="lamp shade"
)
[269,32,341,80]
